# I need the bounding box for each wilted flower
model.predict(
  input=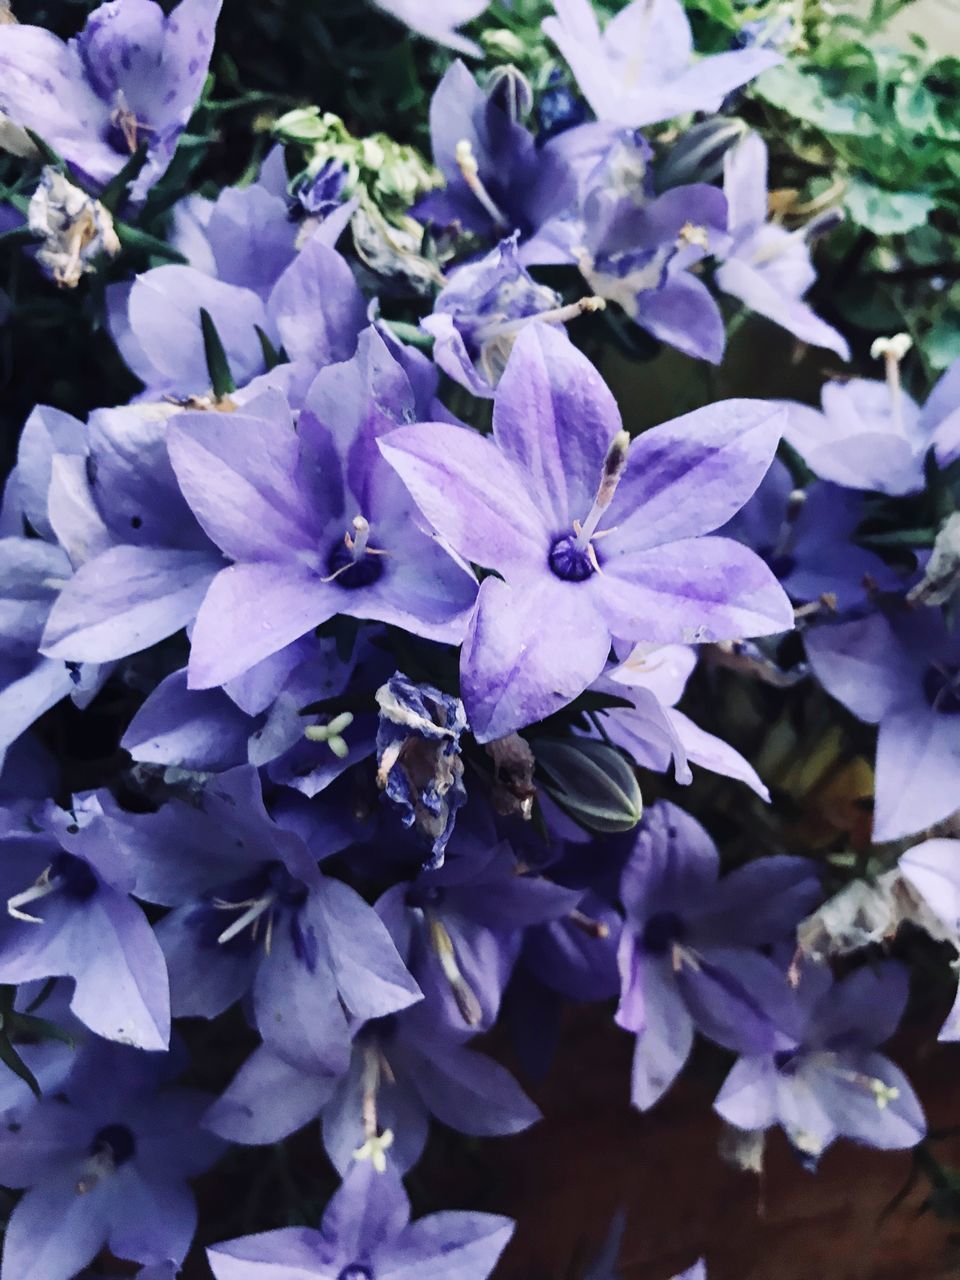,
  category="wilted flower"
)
[376,671,468,867]
[27,167,119,288]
